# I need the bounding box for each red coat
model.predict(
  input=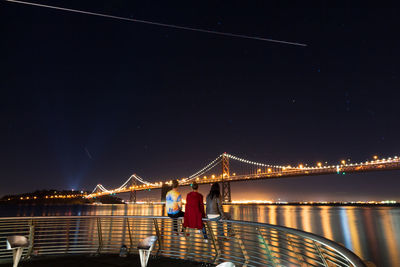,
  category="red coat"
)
[183,191,205,229]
